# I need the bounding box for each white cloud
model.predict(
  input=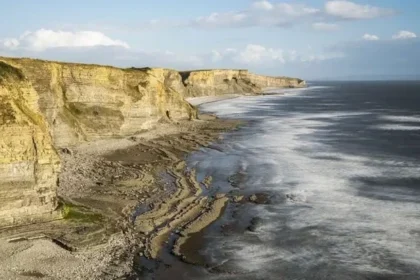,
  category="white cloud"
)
[272,3,319,17]
[190,2,319,28]
[211,50,223,62]
[3,29,129,51]
[392,30,417,40]
[61,1,398,33]
[312,22,340,31]
[233,44,285,64]
[115,1,393,31]
[2,38,20,49]
[325,1,395,19]
[209,44,343,66]
[193,12,249,28]
[185,1,395,30]
[363,34,380,41]
[300,52,345,62]
[252,0,274,11]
